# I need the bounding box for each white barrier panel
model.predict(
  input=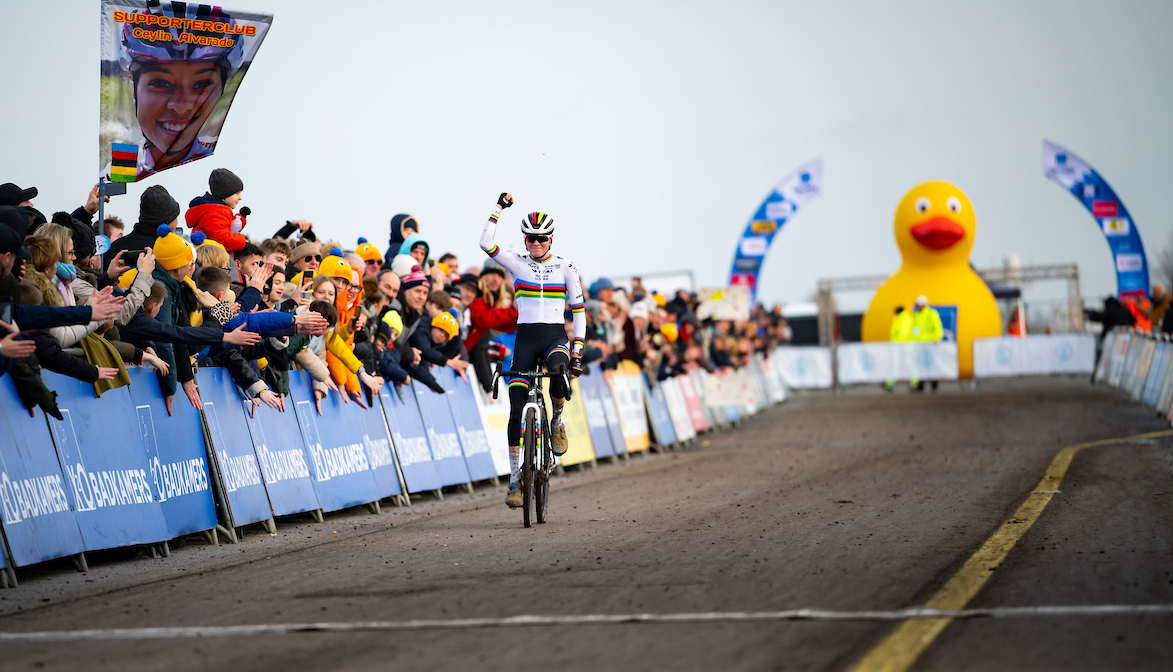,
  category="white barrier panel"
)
[702,370,757,407]
[837,342,960,384]
[772,347,833,389]
[972,334,1097,378]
